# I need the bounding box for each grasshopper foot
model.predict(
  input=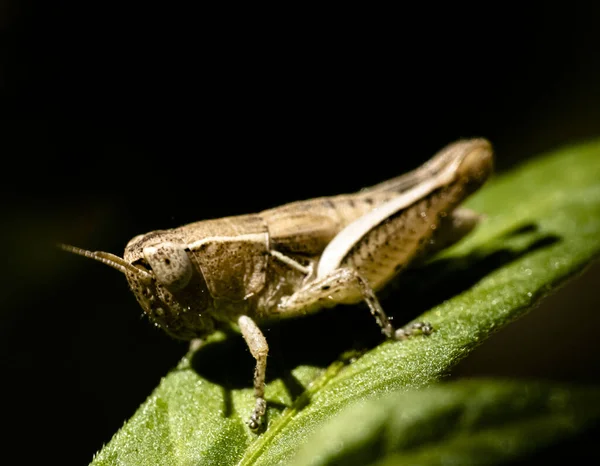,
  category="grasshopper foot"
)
[247,397,267,431]
[394,321,433,340]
